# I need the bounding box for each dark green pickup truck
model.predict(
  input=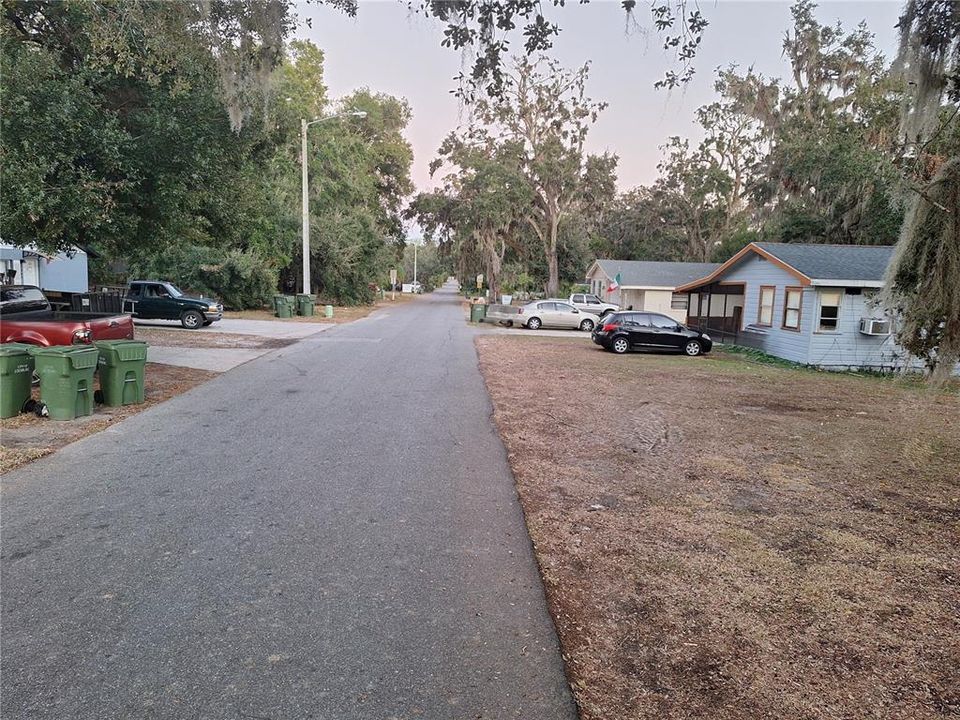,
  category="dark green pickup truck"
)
[122,280,223,329]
